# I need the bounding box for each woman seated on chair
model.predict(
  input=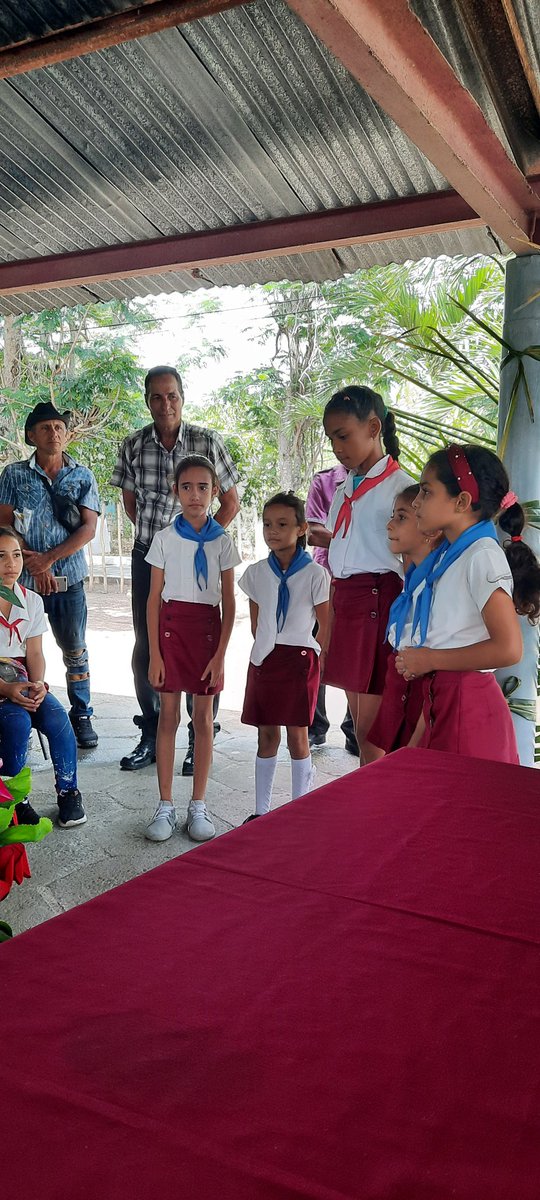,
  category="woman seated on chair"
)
[0,526,87,829]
